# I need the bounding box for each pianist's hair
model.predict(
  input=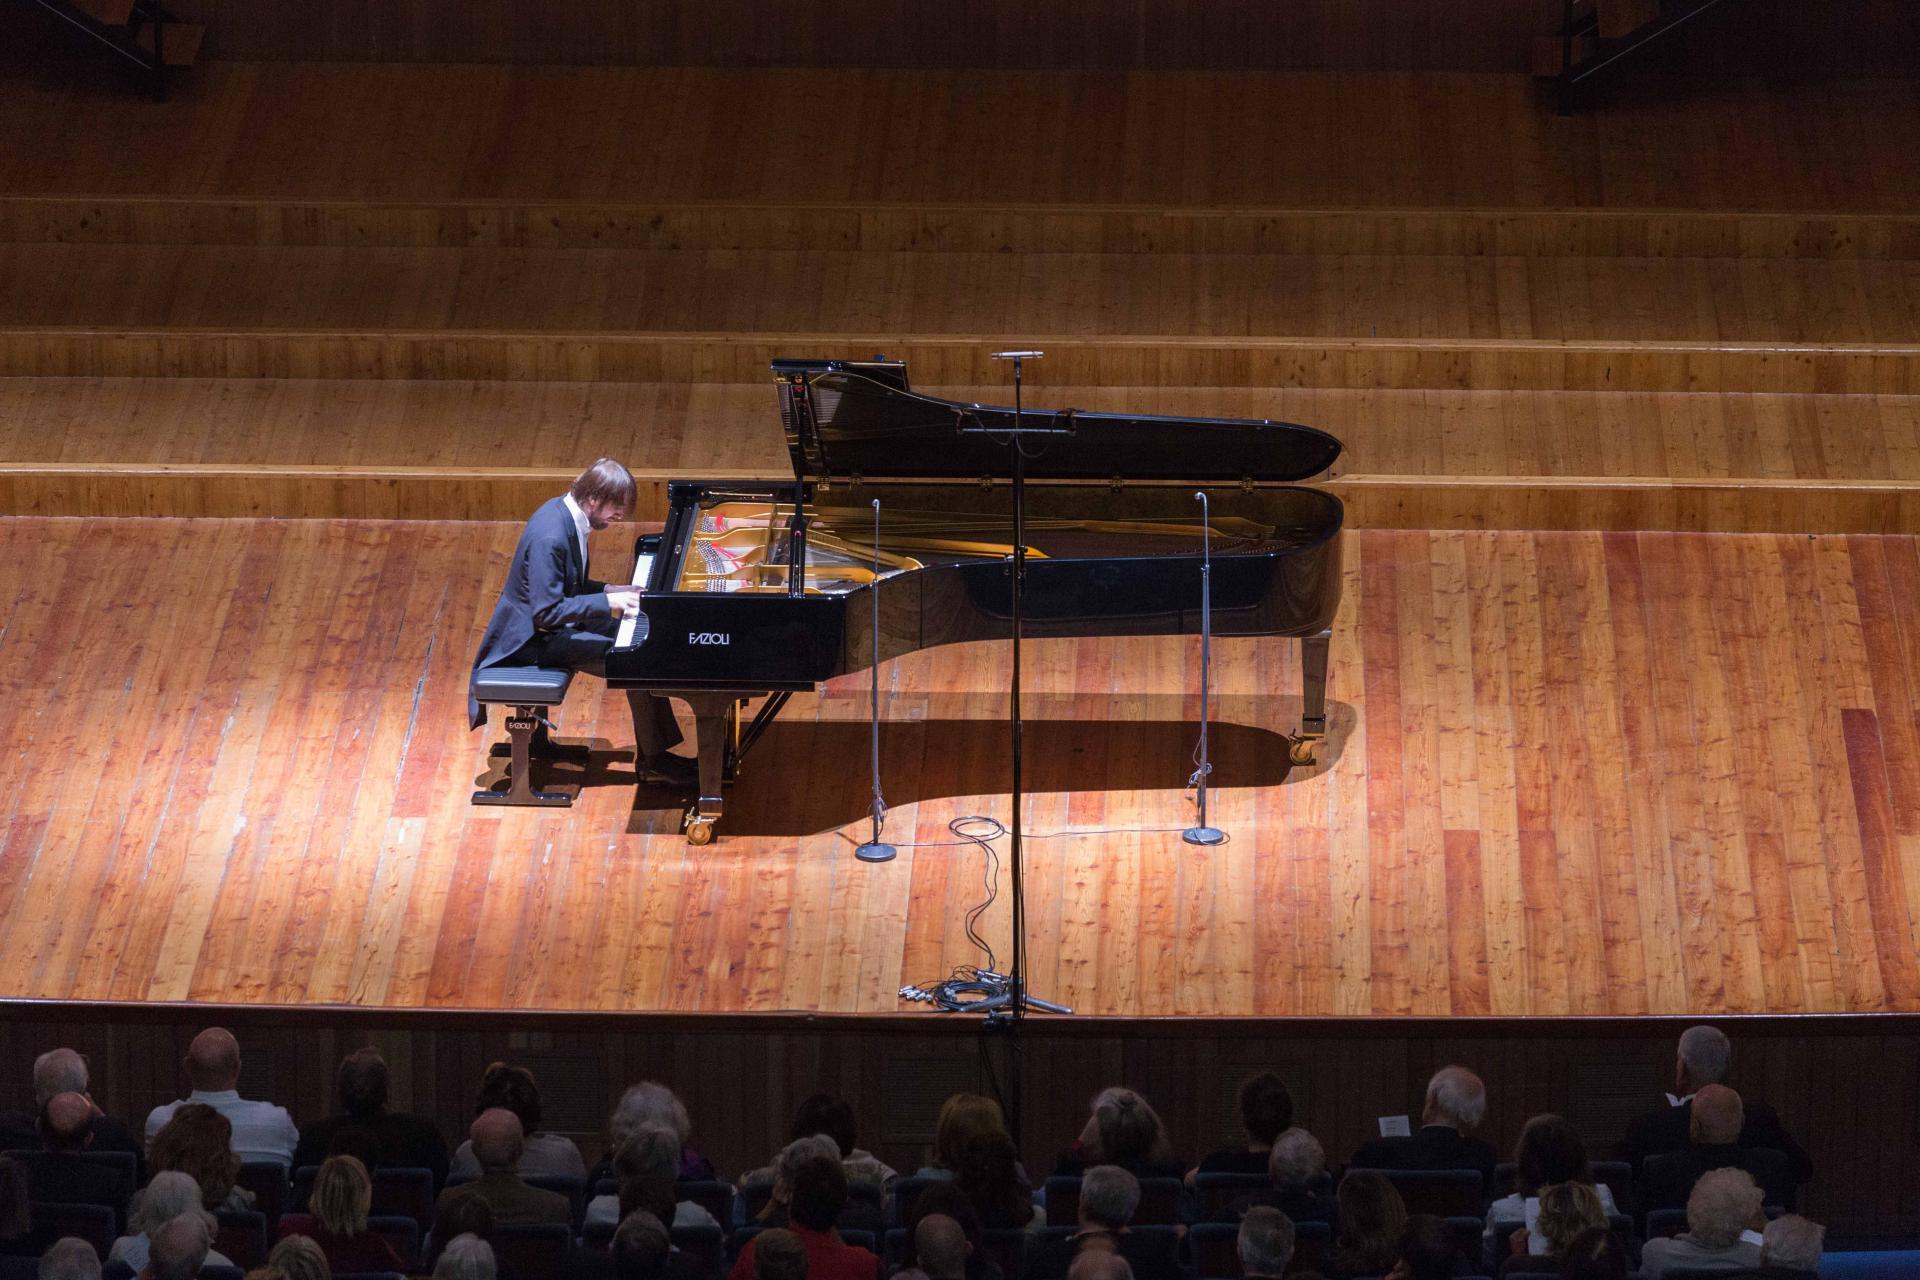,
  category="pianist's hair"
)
[571,457,637,508]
